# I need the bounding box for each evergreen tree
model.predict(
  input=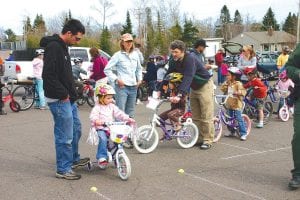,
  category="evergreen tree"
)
[24,17,32,34]
[283,12,297,36]
[261,7,279,31]
[220,5,231,24]
[217,5,232,40]
[233,10,242,24]
[169,21,183,42]
[145,7,155,59]
[182,19,199,48]
[100,26,112,55]
[121,10,133,34]
[155,11,165,54]
[4,29,16,42]
[33,14,46,34]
